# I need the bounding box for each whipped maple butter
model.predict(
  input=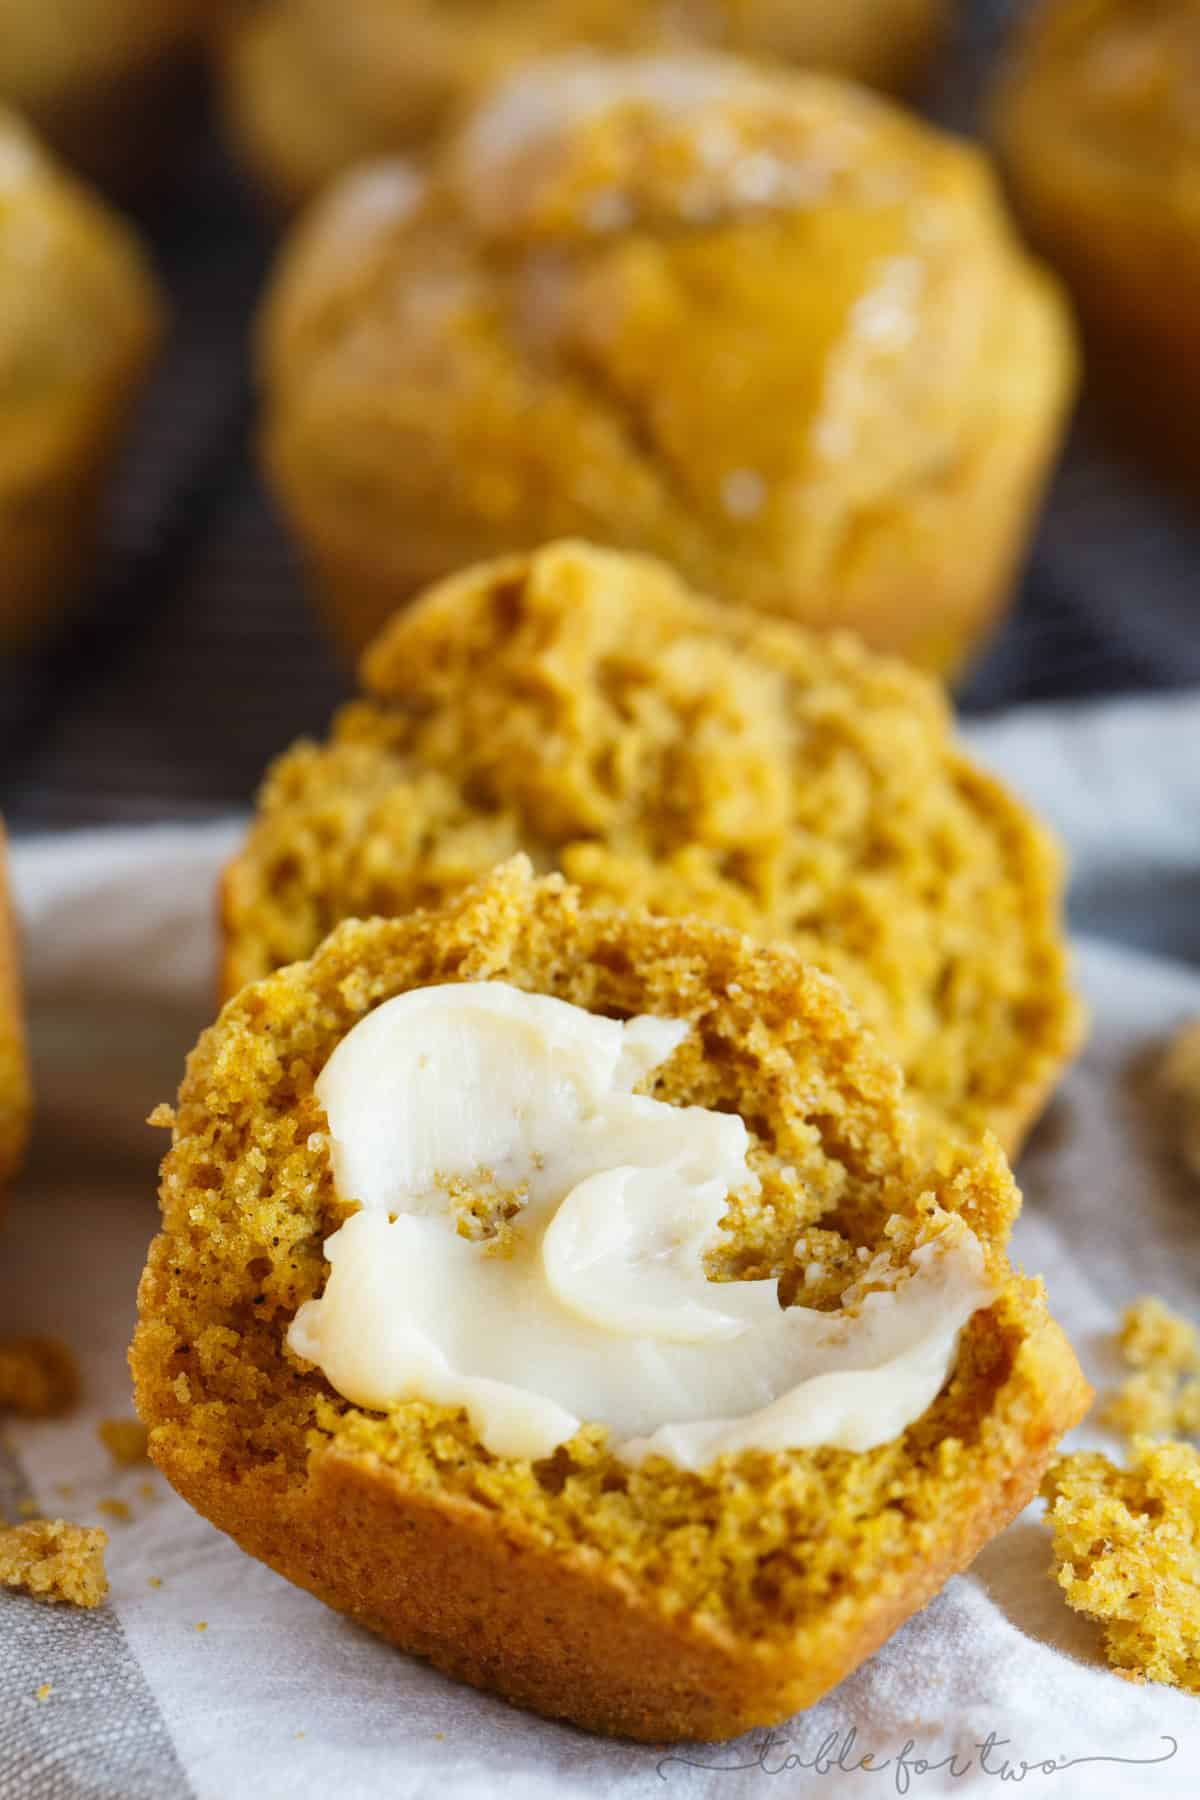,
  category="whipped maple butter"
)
[289,983,993,1470]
